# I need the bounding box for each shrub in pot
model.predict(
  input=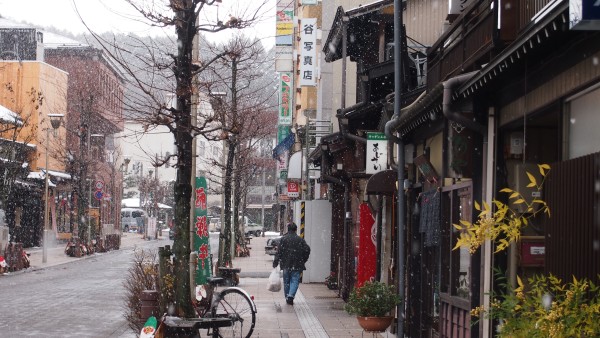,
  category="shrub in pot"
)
[345,281,401,332]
